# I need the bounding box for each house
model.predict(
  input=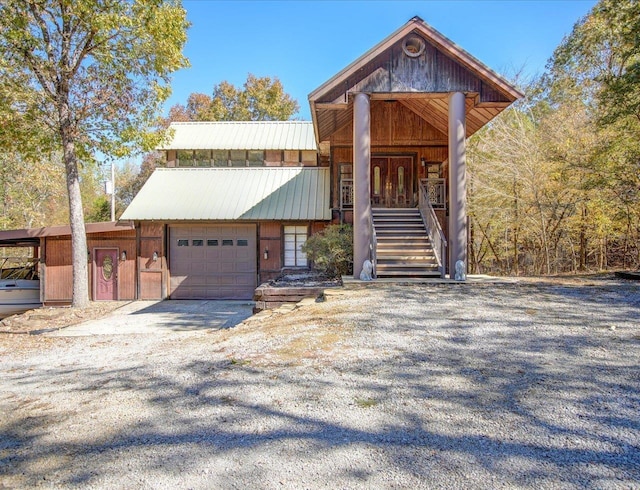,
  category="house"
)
[121,16,522,300]
[0,16,522,304]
